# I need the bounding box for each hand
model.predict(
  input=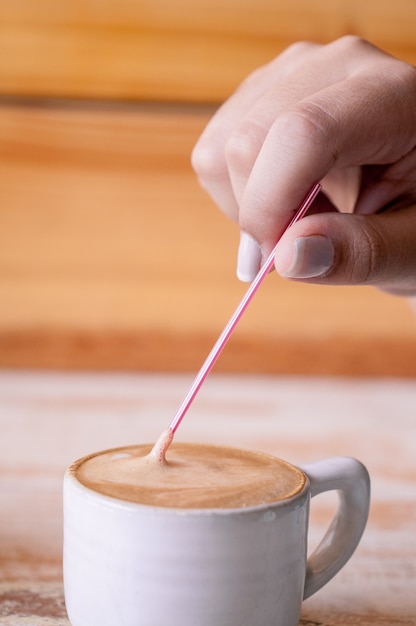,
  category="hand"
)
[191,36,416,297]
